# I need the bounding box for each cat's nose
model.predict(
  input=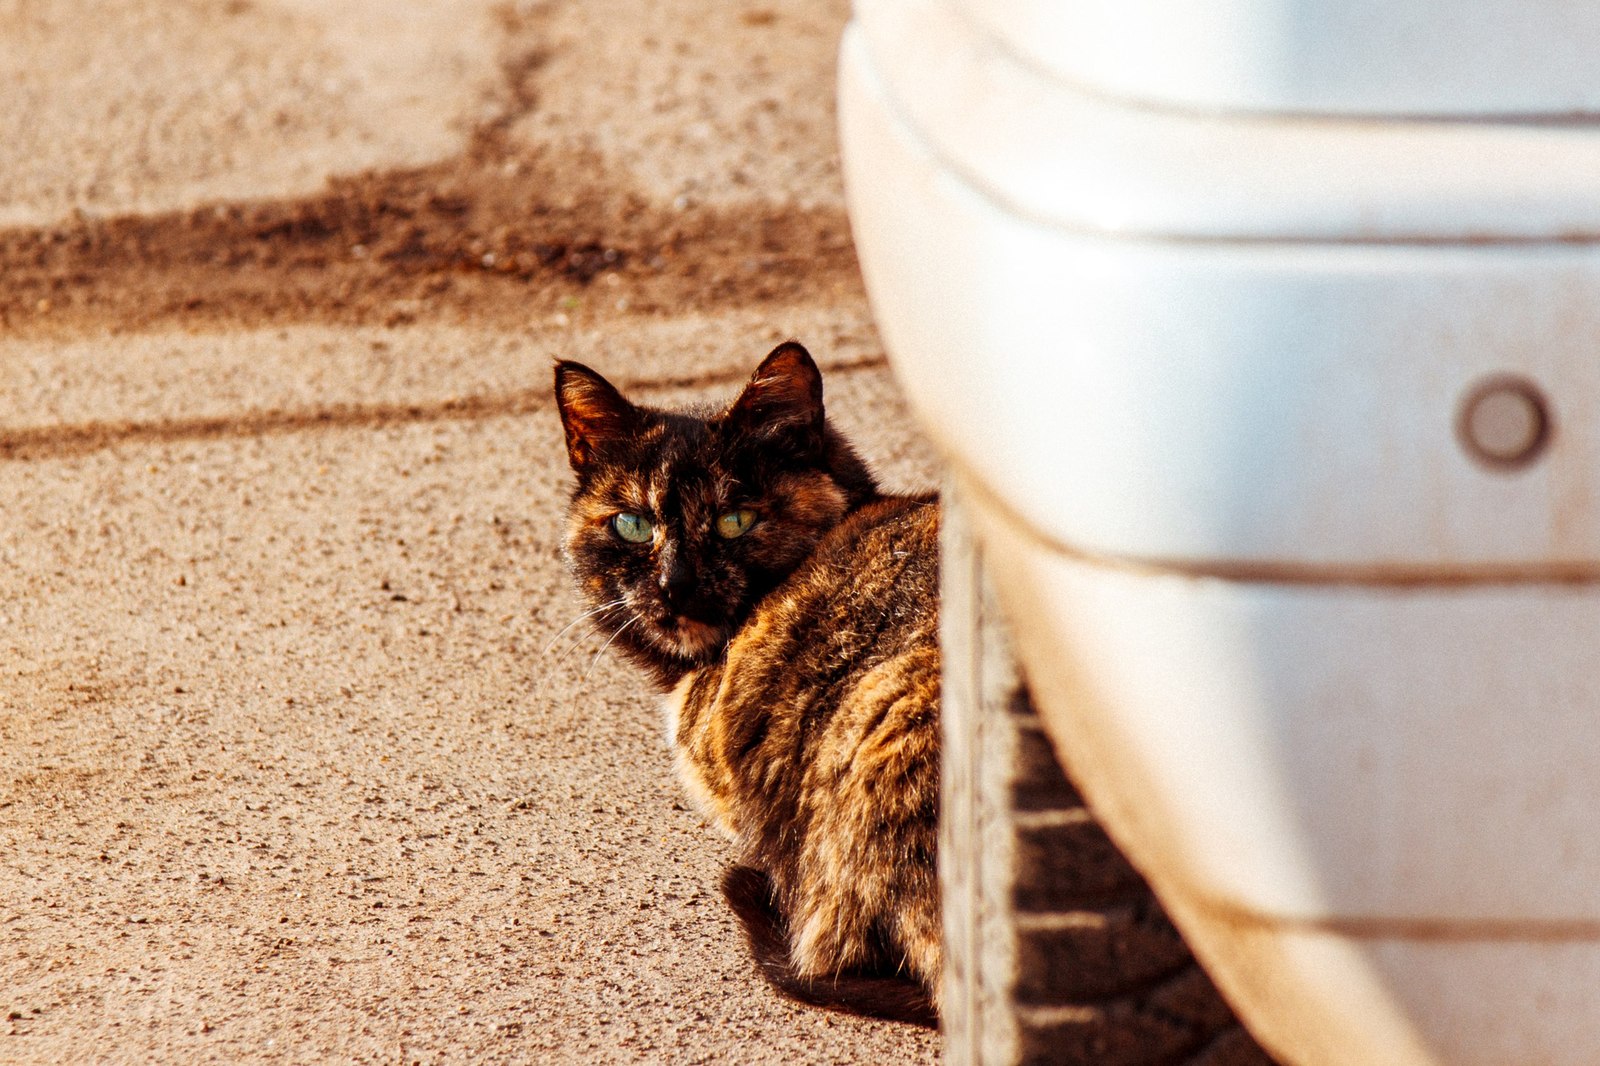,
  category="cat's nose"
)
[658,563,696,613]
